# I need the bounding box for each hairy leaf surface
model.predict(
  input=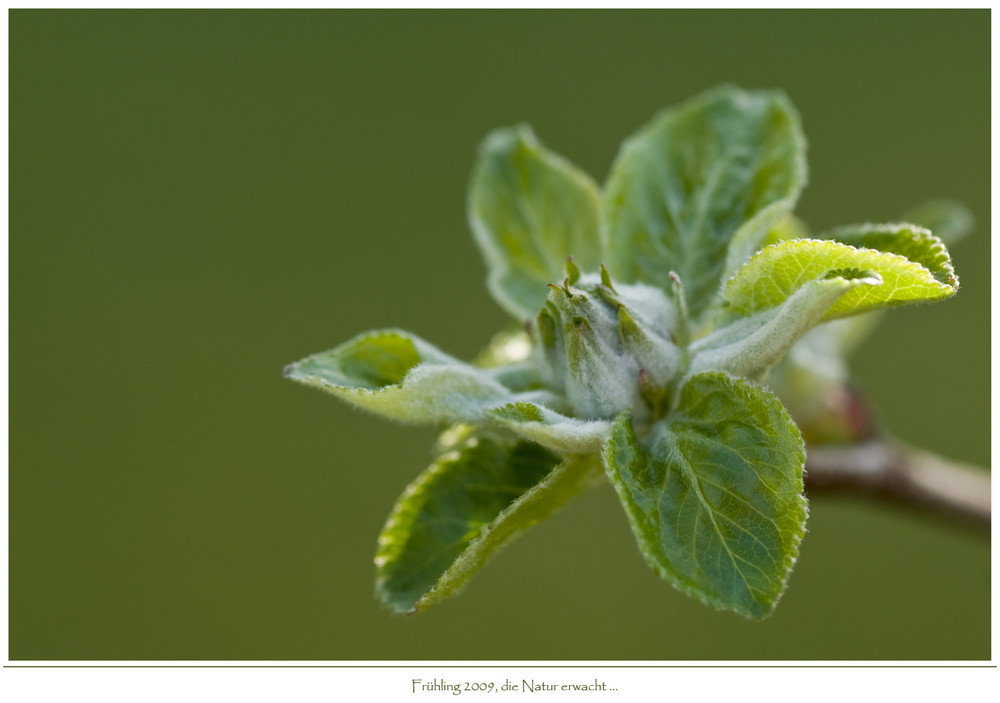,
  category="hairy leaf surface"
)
[284,330,510,424]
[487,401,611,454]
[601,86,806,319]
[375,435,602,613]
[690,274,878,380]
[822,224,956,288]
[469,125,602,321]
[725,237,957,321]
[603,372,807,618]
